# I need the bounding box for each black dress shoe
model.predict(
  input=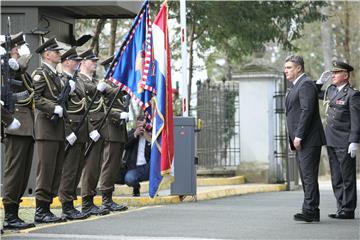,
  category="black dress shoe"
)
[329,210,354,219]
[294,211,319,222]
[133,187,140,197]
